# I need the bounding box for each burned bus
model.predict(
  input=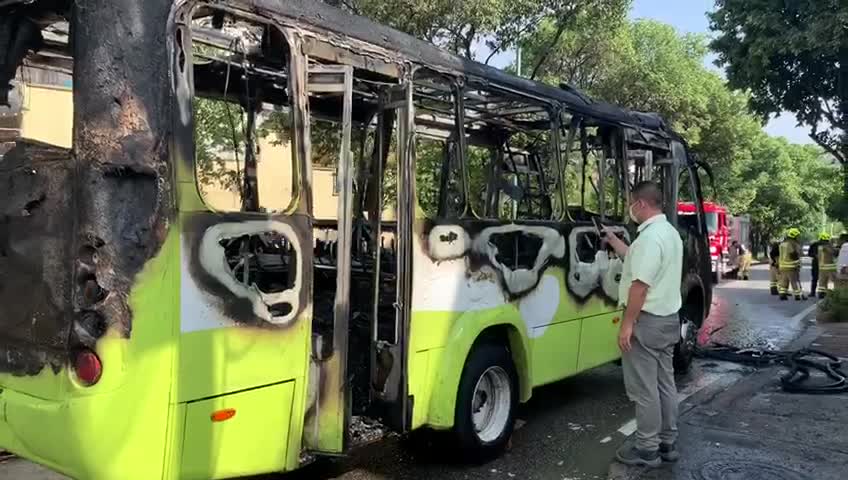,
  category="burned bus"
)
[0,1,712,478]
